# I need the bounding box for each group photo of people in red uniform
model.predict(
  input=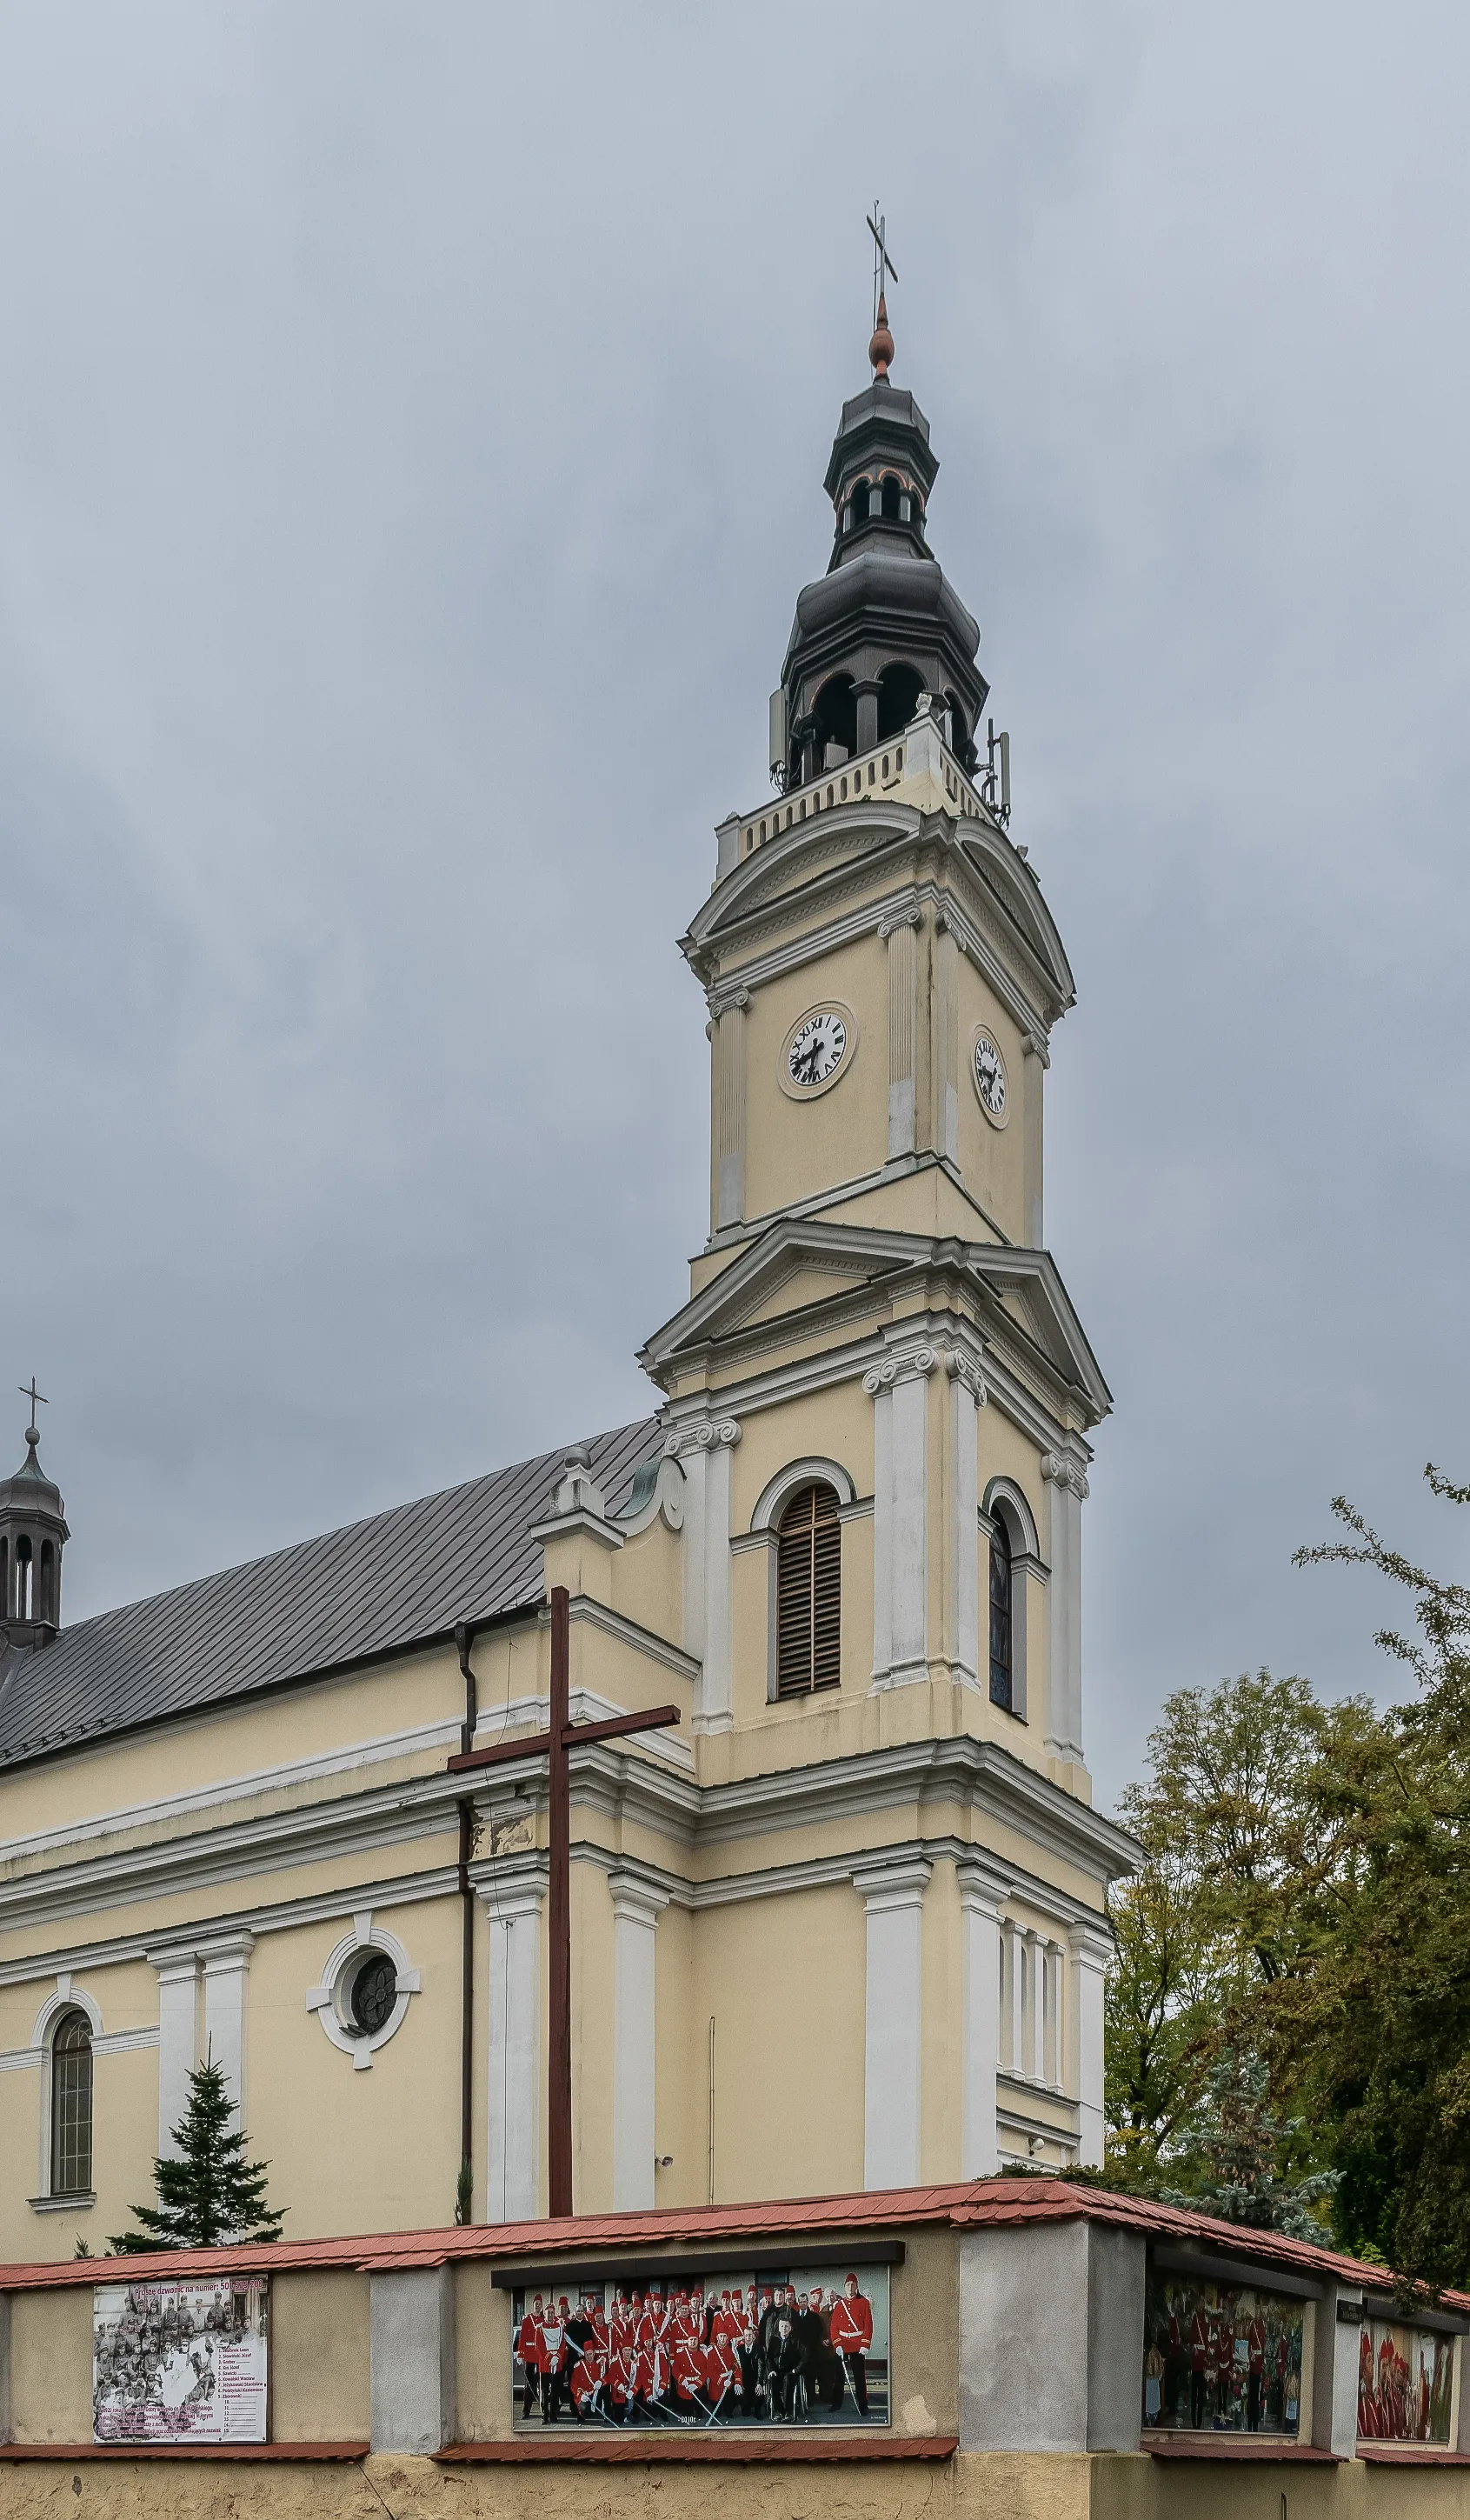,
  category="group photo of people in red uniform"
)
[1356,2318,1453,2445]
[1141,2276,1305,2437]
[511,2265,889,2430]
